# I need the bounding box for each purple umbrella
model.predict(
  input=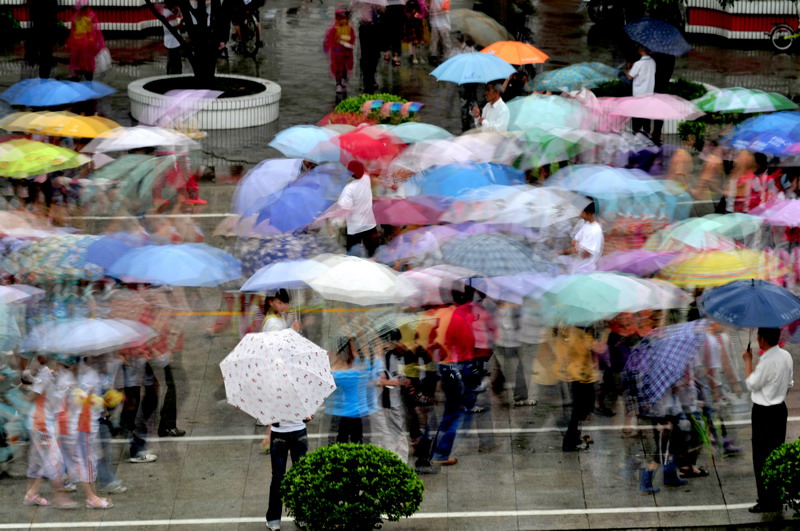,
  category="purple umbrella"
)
[598,250,681,277]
